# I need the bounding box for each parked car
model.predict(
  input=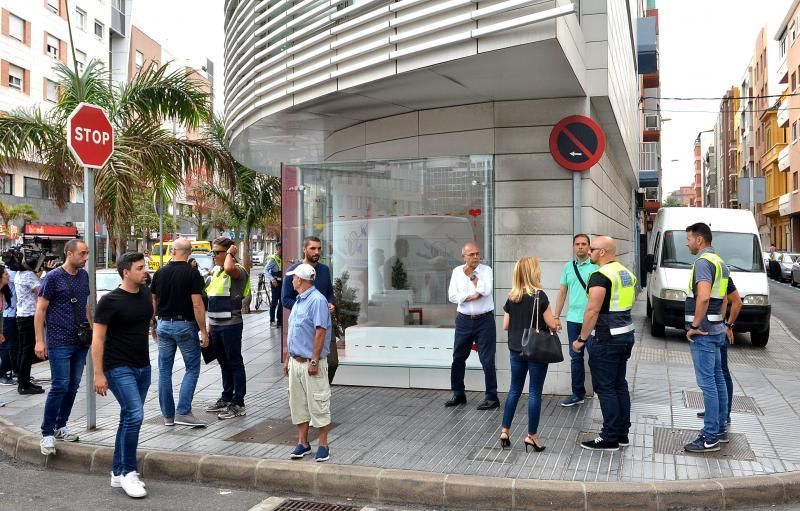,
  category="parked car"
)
[96,269,122,300]
[777,252,800,282]
[189,253,215,284]
[251,251,266,266]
